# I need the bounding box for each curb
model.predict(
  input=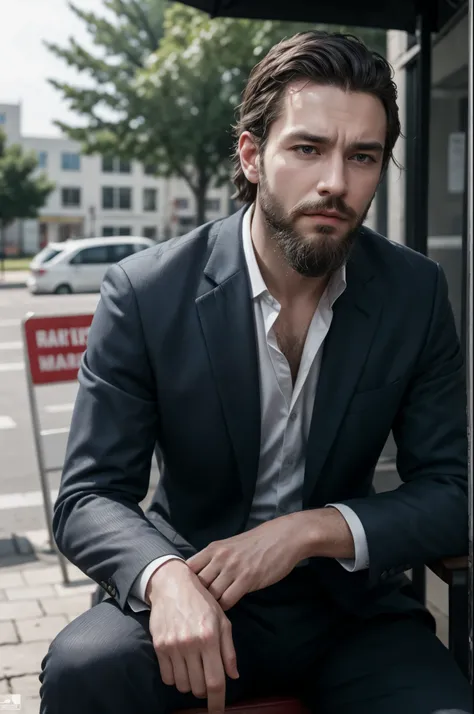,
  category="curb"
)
[0,281,27,289]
